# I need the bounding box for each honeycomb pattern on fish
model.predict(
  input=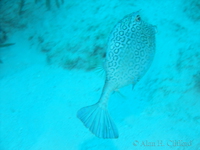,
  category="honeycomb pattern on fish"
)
[106,13,156,90]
